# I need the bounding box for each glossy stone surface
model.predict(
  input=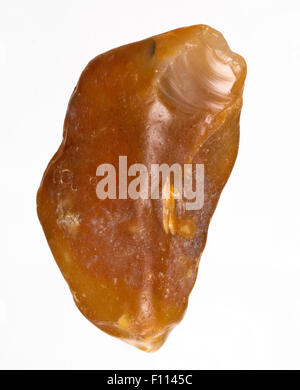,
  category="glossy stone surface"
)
[37,25,246,351]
